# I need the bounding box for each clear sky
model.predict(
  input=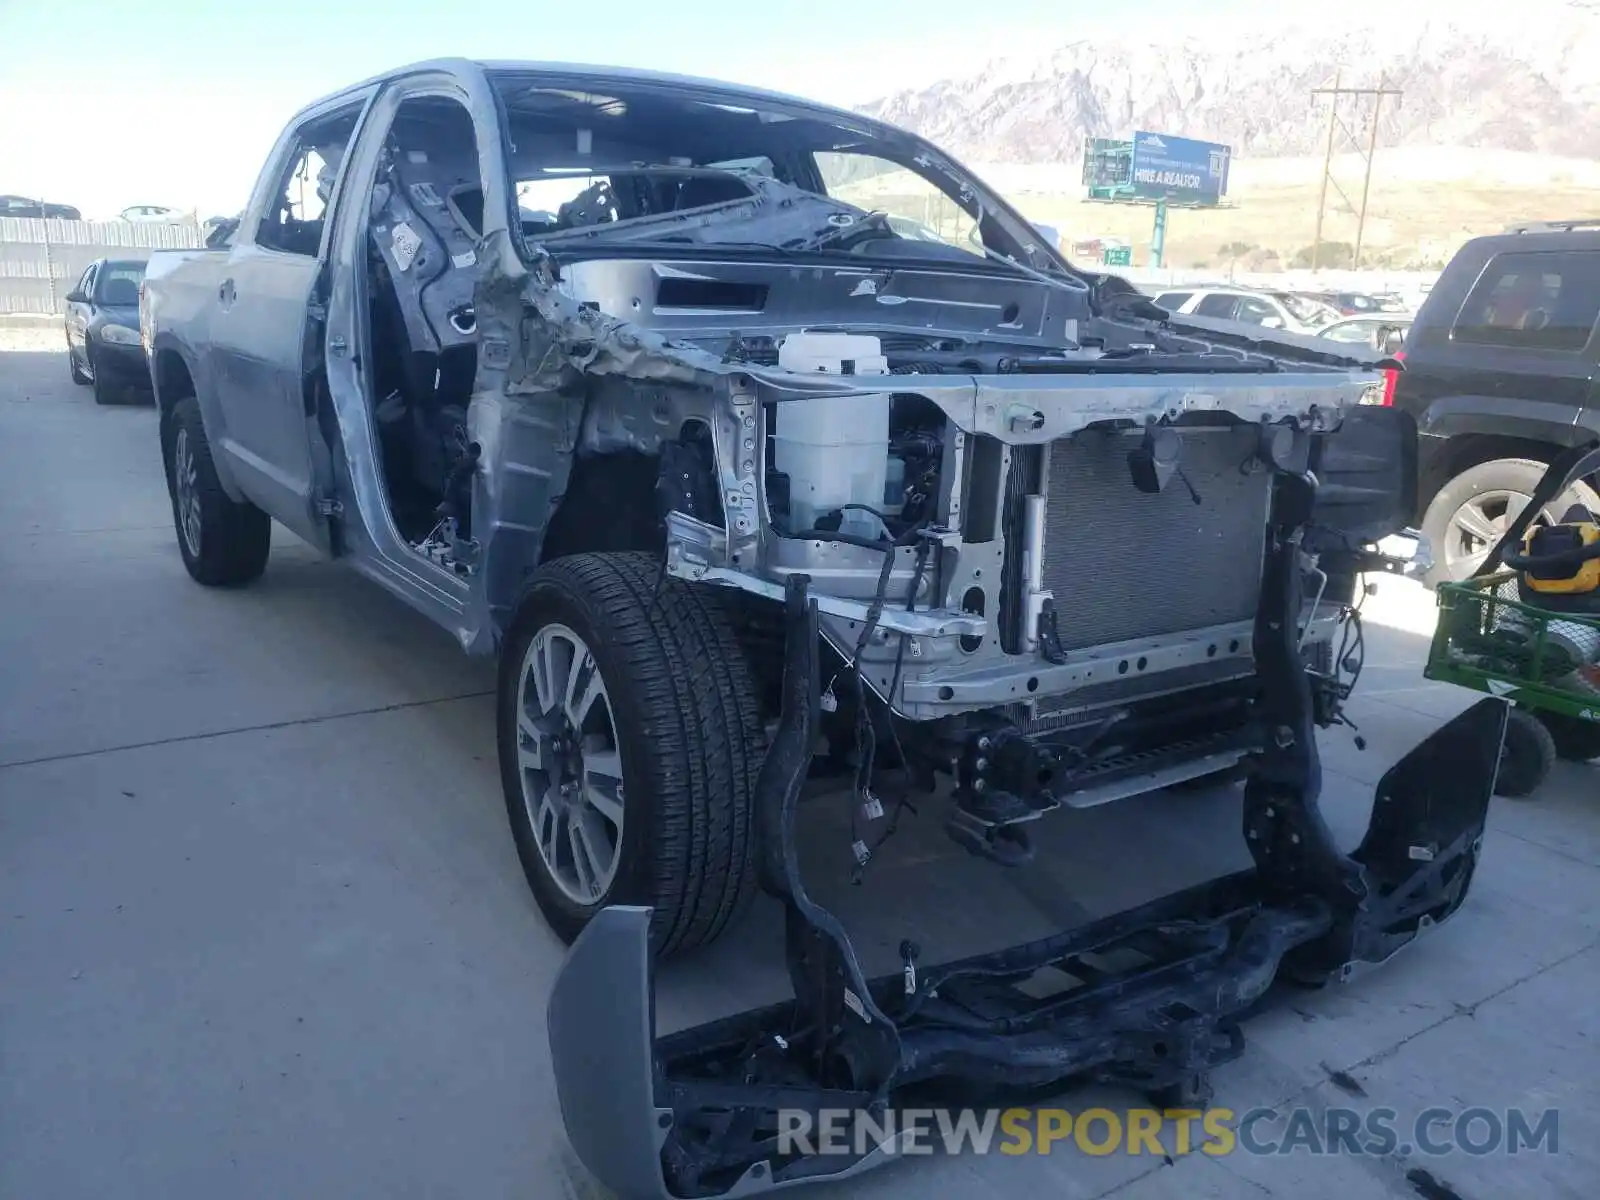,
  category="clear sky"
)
[0,0,1237,219]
